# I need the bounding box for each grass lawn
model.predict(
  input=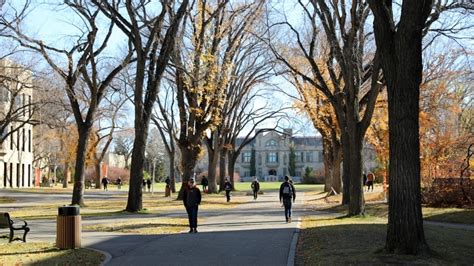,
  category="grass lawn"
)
[83,217,189,234]
[0,241,103,265]
[233,182,323,193]
[0,197,16,203]
[297,215,474,265]
[313,190,474,225]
